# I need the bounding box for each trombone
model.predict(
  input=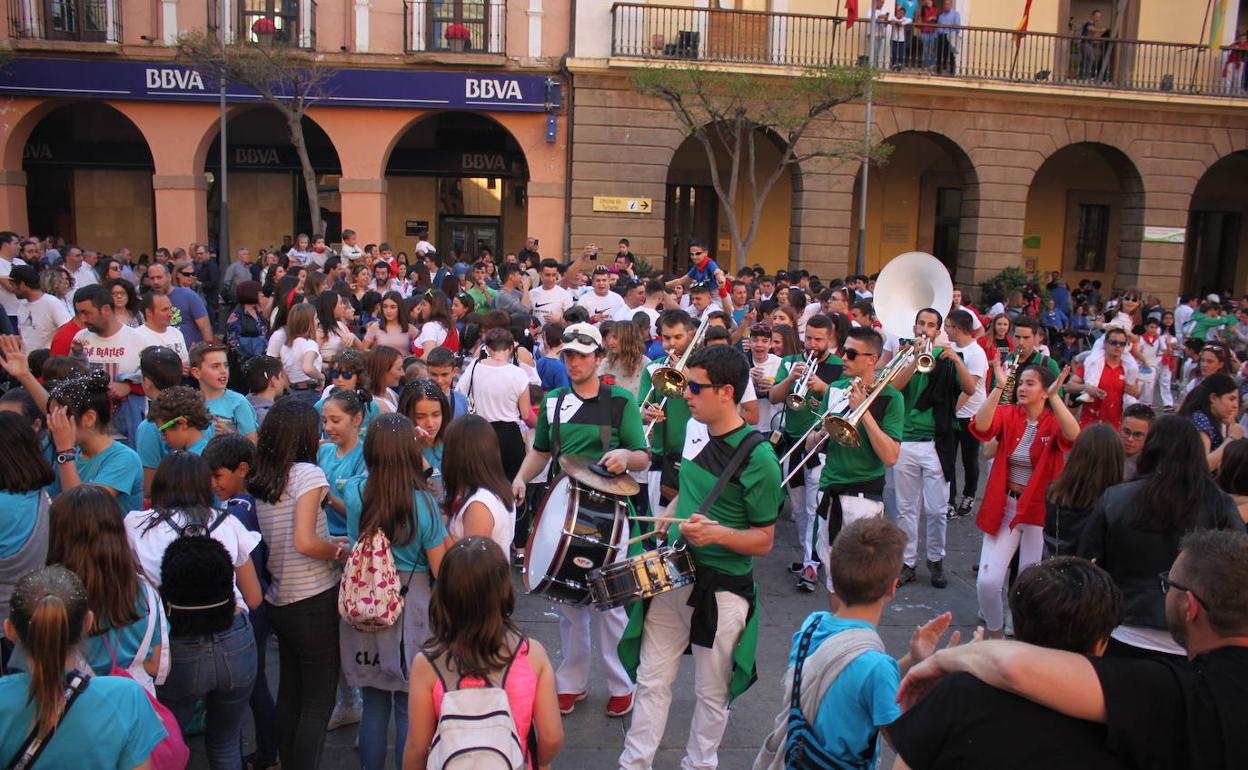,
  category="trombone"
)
[785,352,822,412]
[641,314,712,442]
